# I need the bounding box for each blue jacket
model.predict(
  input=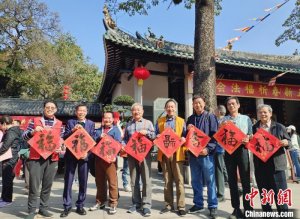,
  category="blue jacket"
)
[187,111,219,156]
[63,119,95,161]
[94,125,122,143]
